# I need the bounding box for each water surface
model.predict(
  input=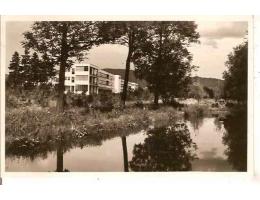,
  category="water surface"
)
[6,112,247,172]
